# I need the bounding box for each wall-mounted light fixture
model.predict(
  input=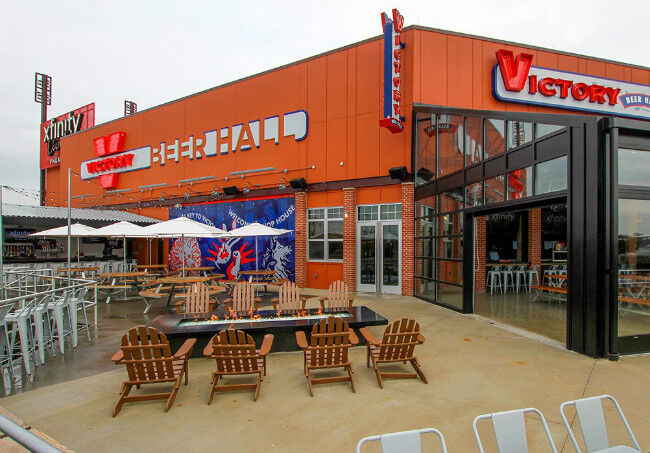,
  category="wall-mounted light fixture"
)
[223,186,240,196]
[389,166,409,180]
